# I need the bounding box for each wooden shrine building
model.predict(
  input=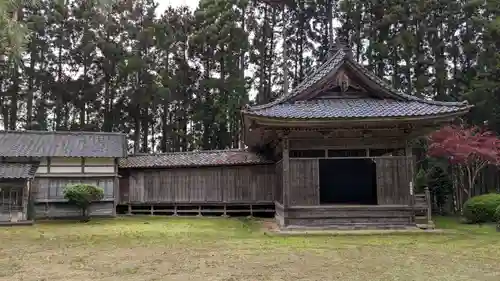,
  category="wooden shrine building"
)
[0,42,471,230]
[241,42,471,229]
